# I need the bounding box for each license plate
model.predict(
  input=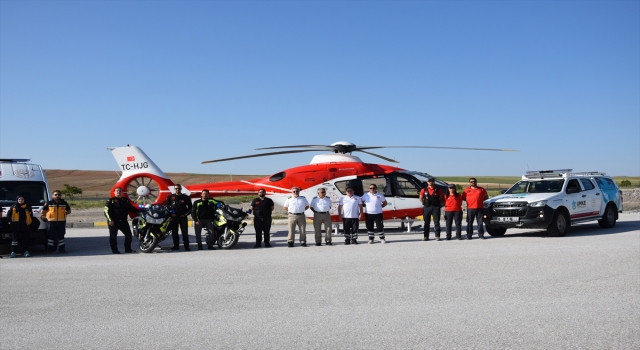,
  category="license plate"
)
[496,217,519,222]
[2,233,12,239]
